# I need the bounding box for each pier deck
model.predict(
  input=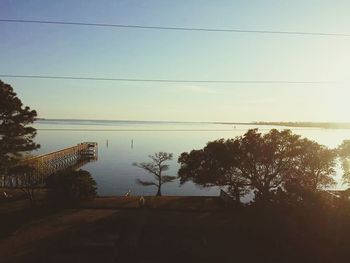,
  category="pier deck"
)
[1,142,98,187]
